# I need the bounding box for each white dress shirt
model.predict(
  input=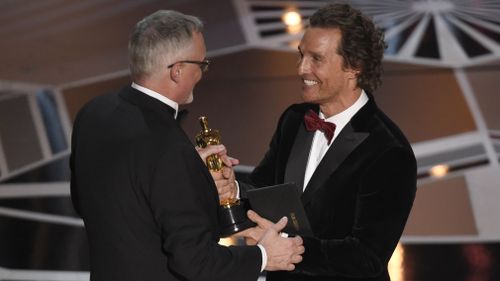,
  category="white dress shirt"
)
[131,82,179,119]
[303,91,369,190]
